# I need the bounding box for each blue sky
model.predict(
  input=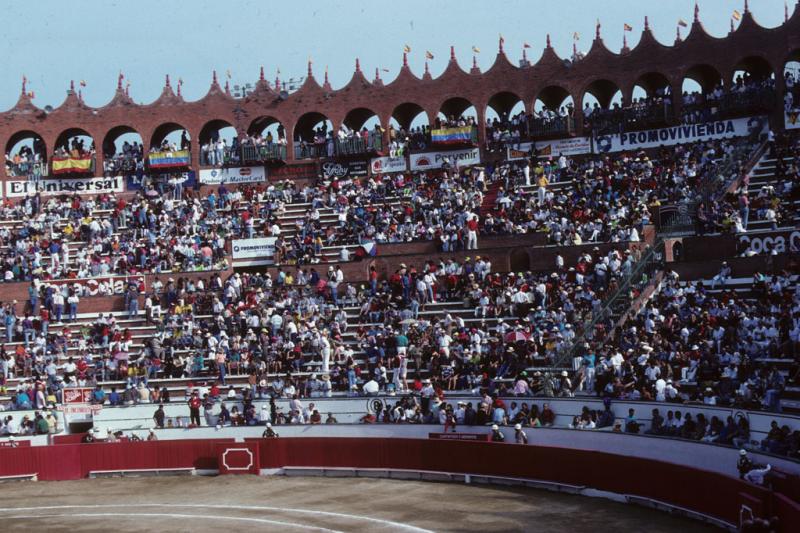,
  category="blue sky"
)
[0,0,792,110]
